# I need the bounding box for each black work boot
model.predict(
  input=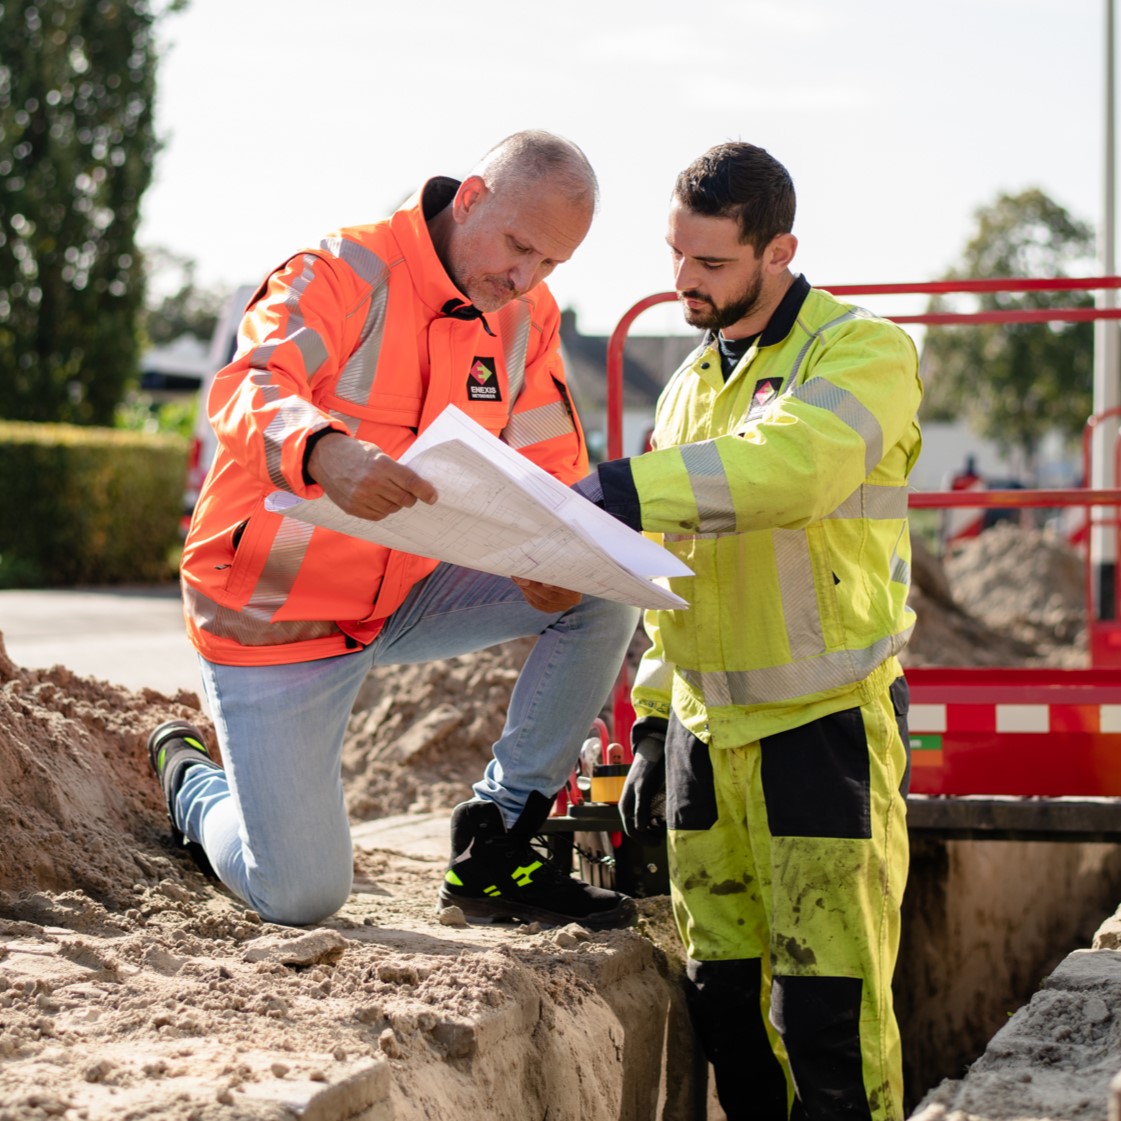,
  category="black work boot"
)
[437,791,637,930]
[146,719,222,845]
